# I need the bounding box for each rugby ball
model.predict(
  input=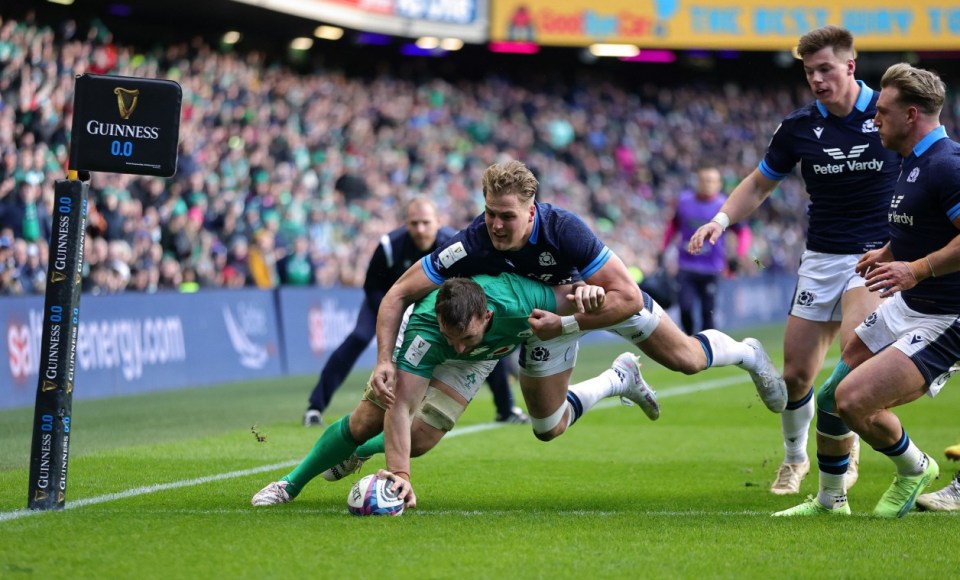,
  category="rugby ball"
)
[347,474,404,516]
